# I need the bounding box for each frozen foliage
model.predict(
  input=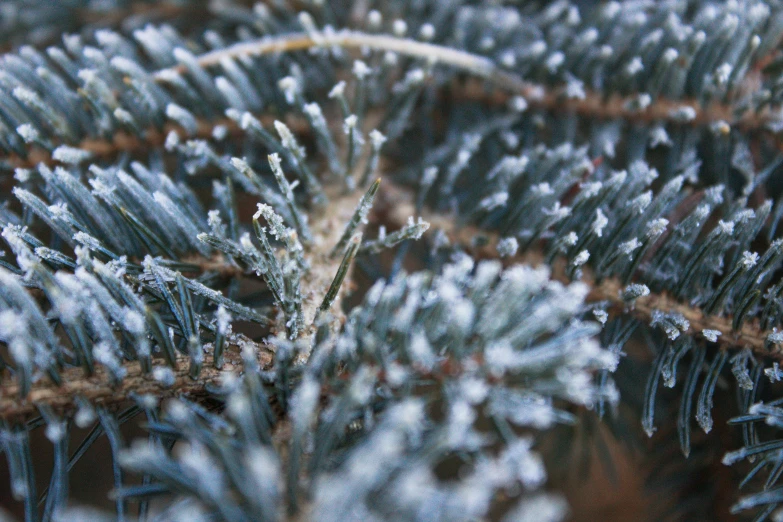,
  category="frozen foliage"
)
[119,258,615,521]
[0,1,783,521]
